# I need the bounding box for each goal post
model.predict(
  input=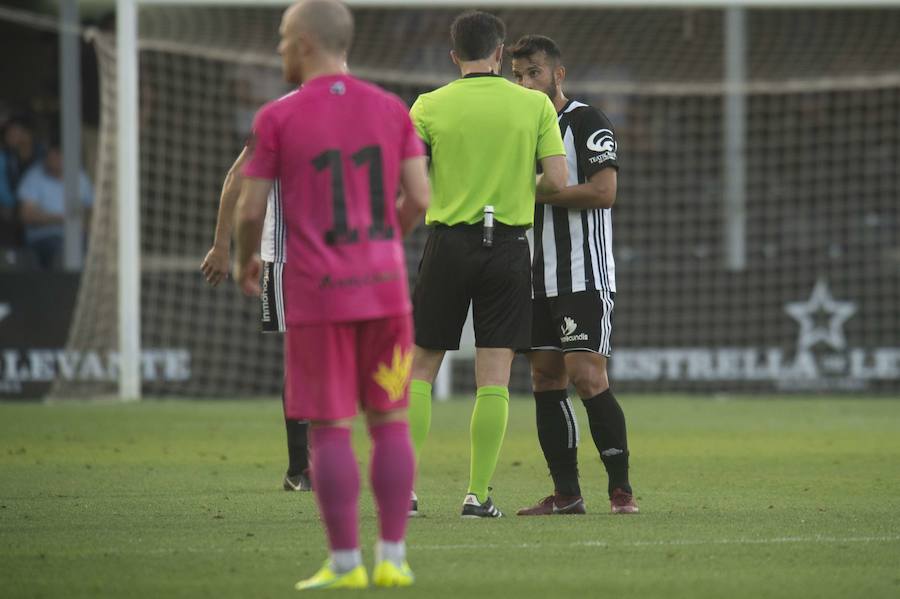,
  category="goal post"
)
[119,0,900,6]
[117,0,141,400]
[94,0,900,400]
